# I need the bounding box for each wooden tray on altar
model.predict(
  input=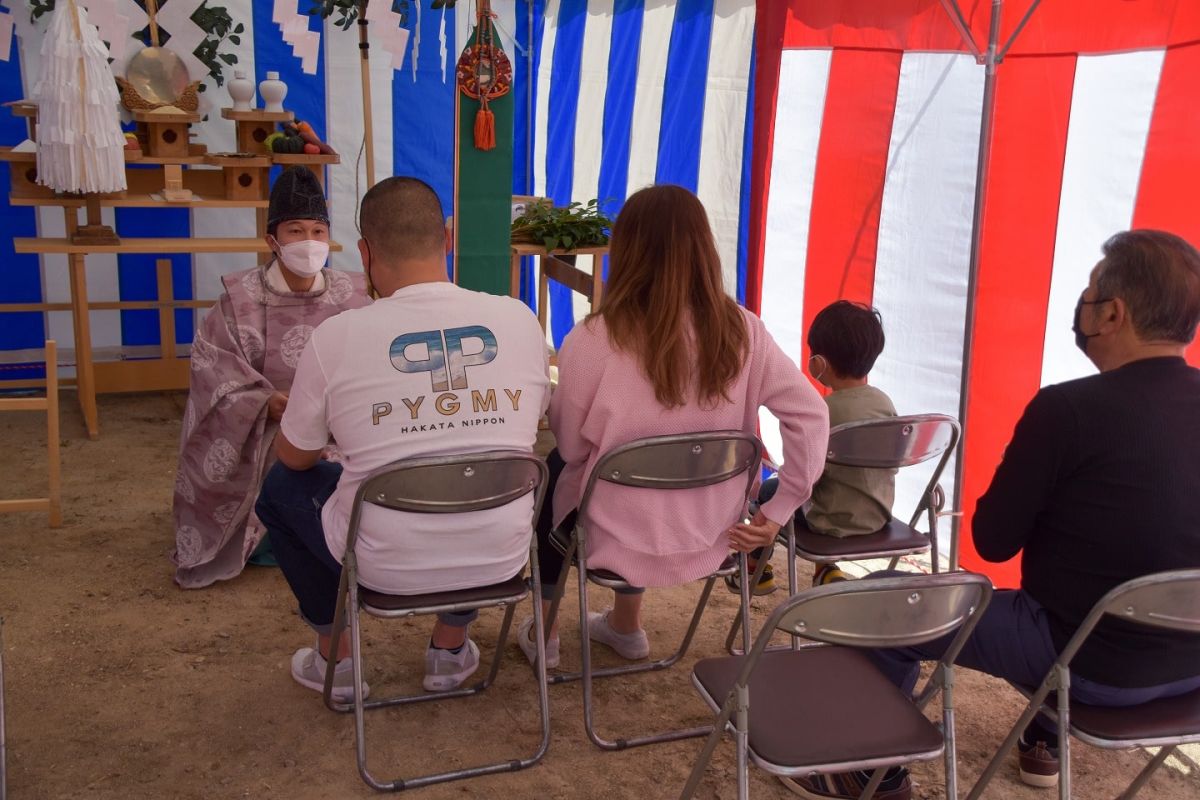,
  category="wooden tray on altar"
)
[131,109,202,125]
[221,108,294,122]
[271,153,341,165]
